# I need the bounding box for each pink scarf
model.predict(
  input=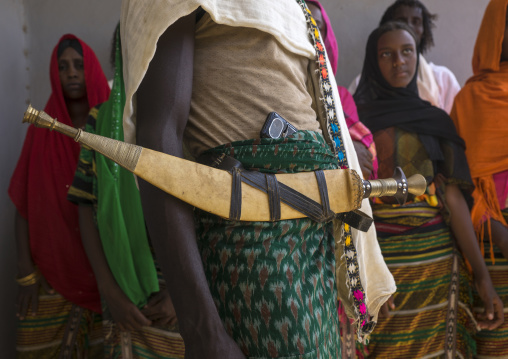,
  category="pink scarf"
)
[306,0,377,177]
